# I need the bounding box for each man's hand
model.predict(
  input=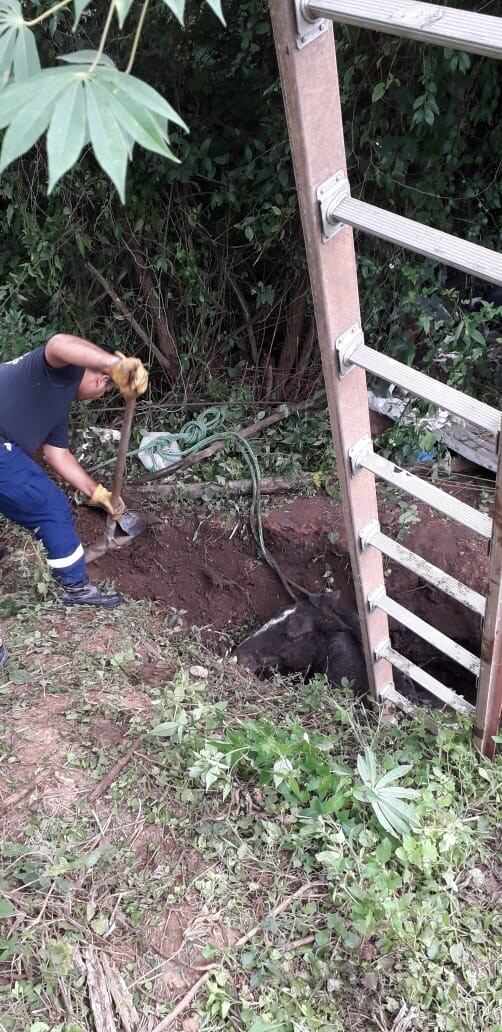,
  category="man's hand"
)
[89,484,126,519]
[109,353,148,398]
